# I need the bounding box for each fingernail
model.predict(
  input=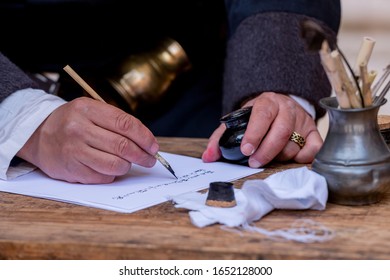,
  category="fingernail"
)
[242,143,255,156]
[248,158,262,168]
